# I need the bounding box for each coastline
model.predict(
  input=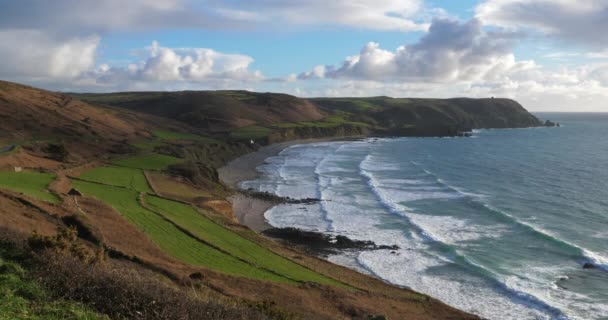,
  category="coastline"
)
[218,137,361,231]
